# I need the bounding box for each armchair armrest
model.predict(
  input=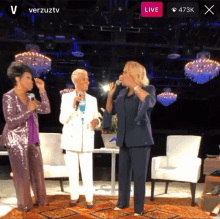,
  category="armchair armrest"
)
[151,156,167,178]
[176,157,202,183]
